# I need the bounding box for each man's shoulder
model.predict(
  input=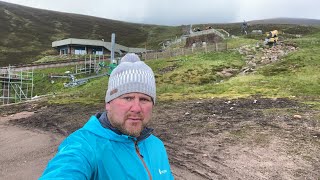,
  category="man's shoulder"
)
[145,134,165,146]
[58,128,113,155]
[67,117,109,140]
[68,124,111,142]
